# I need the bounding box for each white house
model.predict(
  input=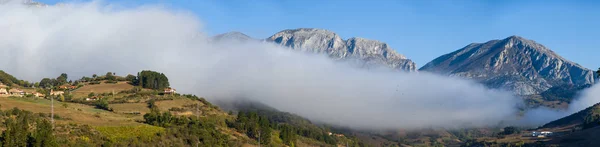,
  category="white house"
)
[164,88,176,95]
[50,90,64,96]
[9,88,24,95]
[0,88,7,95]
[532,131,553,137]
